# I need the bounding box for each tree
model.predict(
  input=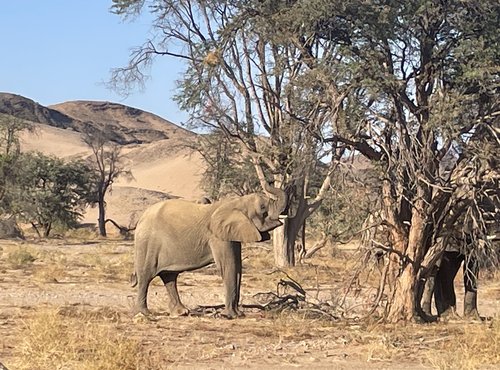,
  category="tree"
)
[1,115,99,238]
[273,0,498,321]
[110,0,351,267]
[83,126,132,237]
[0,115,34,208]
[11,152,97,237]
